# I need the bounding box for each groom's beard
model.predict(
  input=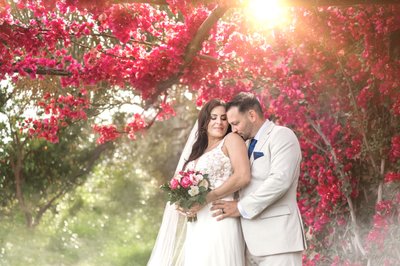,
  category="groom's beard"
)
[235,132,247,141]
[240,134,250,141]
